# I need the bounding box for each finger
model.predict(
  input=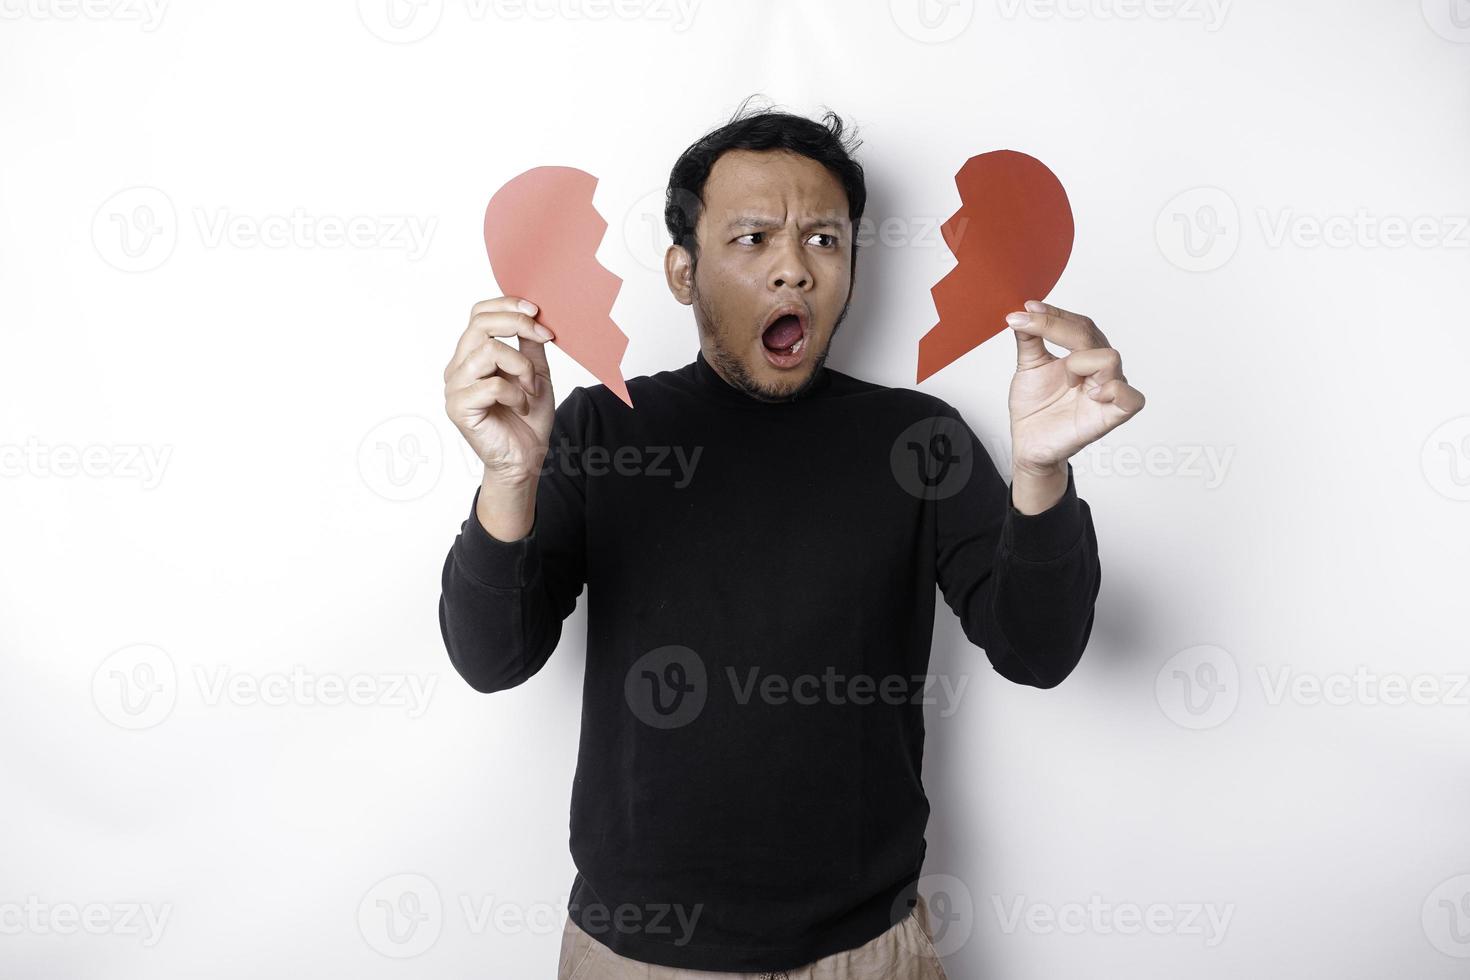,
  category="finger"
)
[450,299,555,367]
[472,295,537,319]
[1088,379,1146,415]
[1009,315,1056,368]
[515,324,552,384]
[449,338,539,398]
[452,296,535,363]
[464,308,555,354]
[1061,347,1126,389]
[452,375,531,418]
[1017,300,1110,351]
[446,313,550,384]
[480,297,555,389]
